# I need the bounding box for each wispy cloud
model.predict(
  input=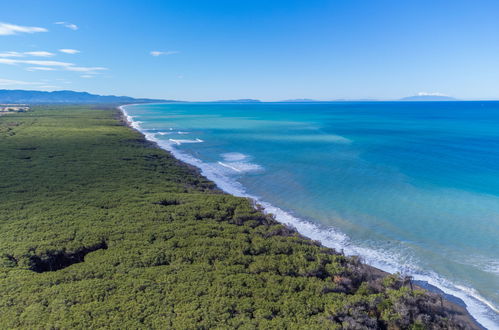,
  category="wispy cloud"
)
[0,78,42,86]
[0,58,107,74]
[59,49,80,54]
[0,51,24,58]
[65,66,106,72]
[24,51,55,57]
[26,67,57,71]
[0,51,55,58]
[55,21,78,30]
[0,58,72,67]
[0,22,47,36]
[150,50,179,56]
[80,75,94,78]
[0,78,59,90]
